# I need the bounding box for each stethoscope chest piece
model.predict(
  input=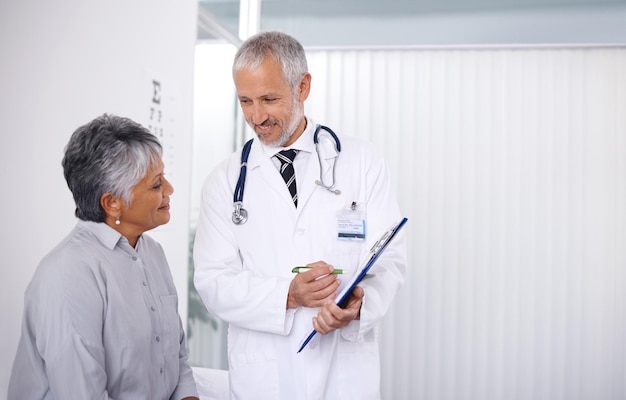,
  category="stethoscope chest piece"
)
[232,202,248,225]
